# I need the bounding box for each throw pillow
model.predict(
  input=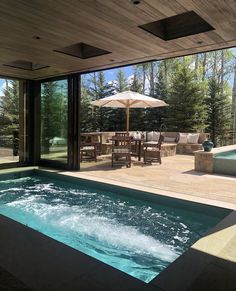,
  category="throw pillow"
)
[164,137,176,142]
[147,131,153,141]
[134,132,142,139]
[152,131,160,141]
[187,133,200,144]
[178,133,188,143]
